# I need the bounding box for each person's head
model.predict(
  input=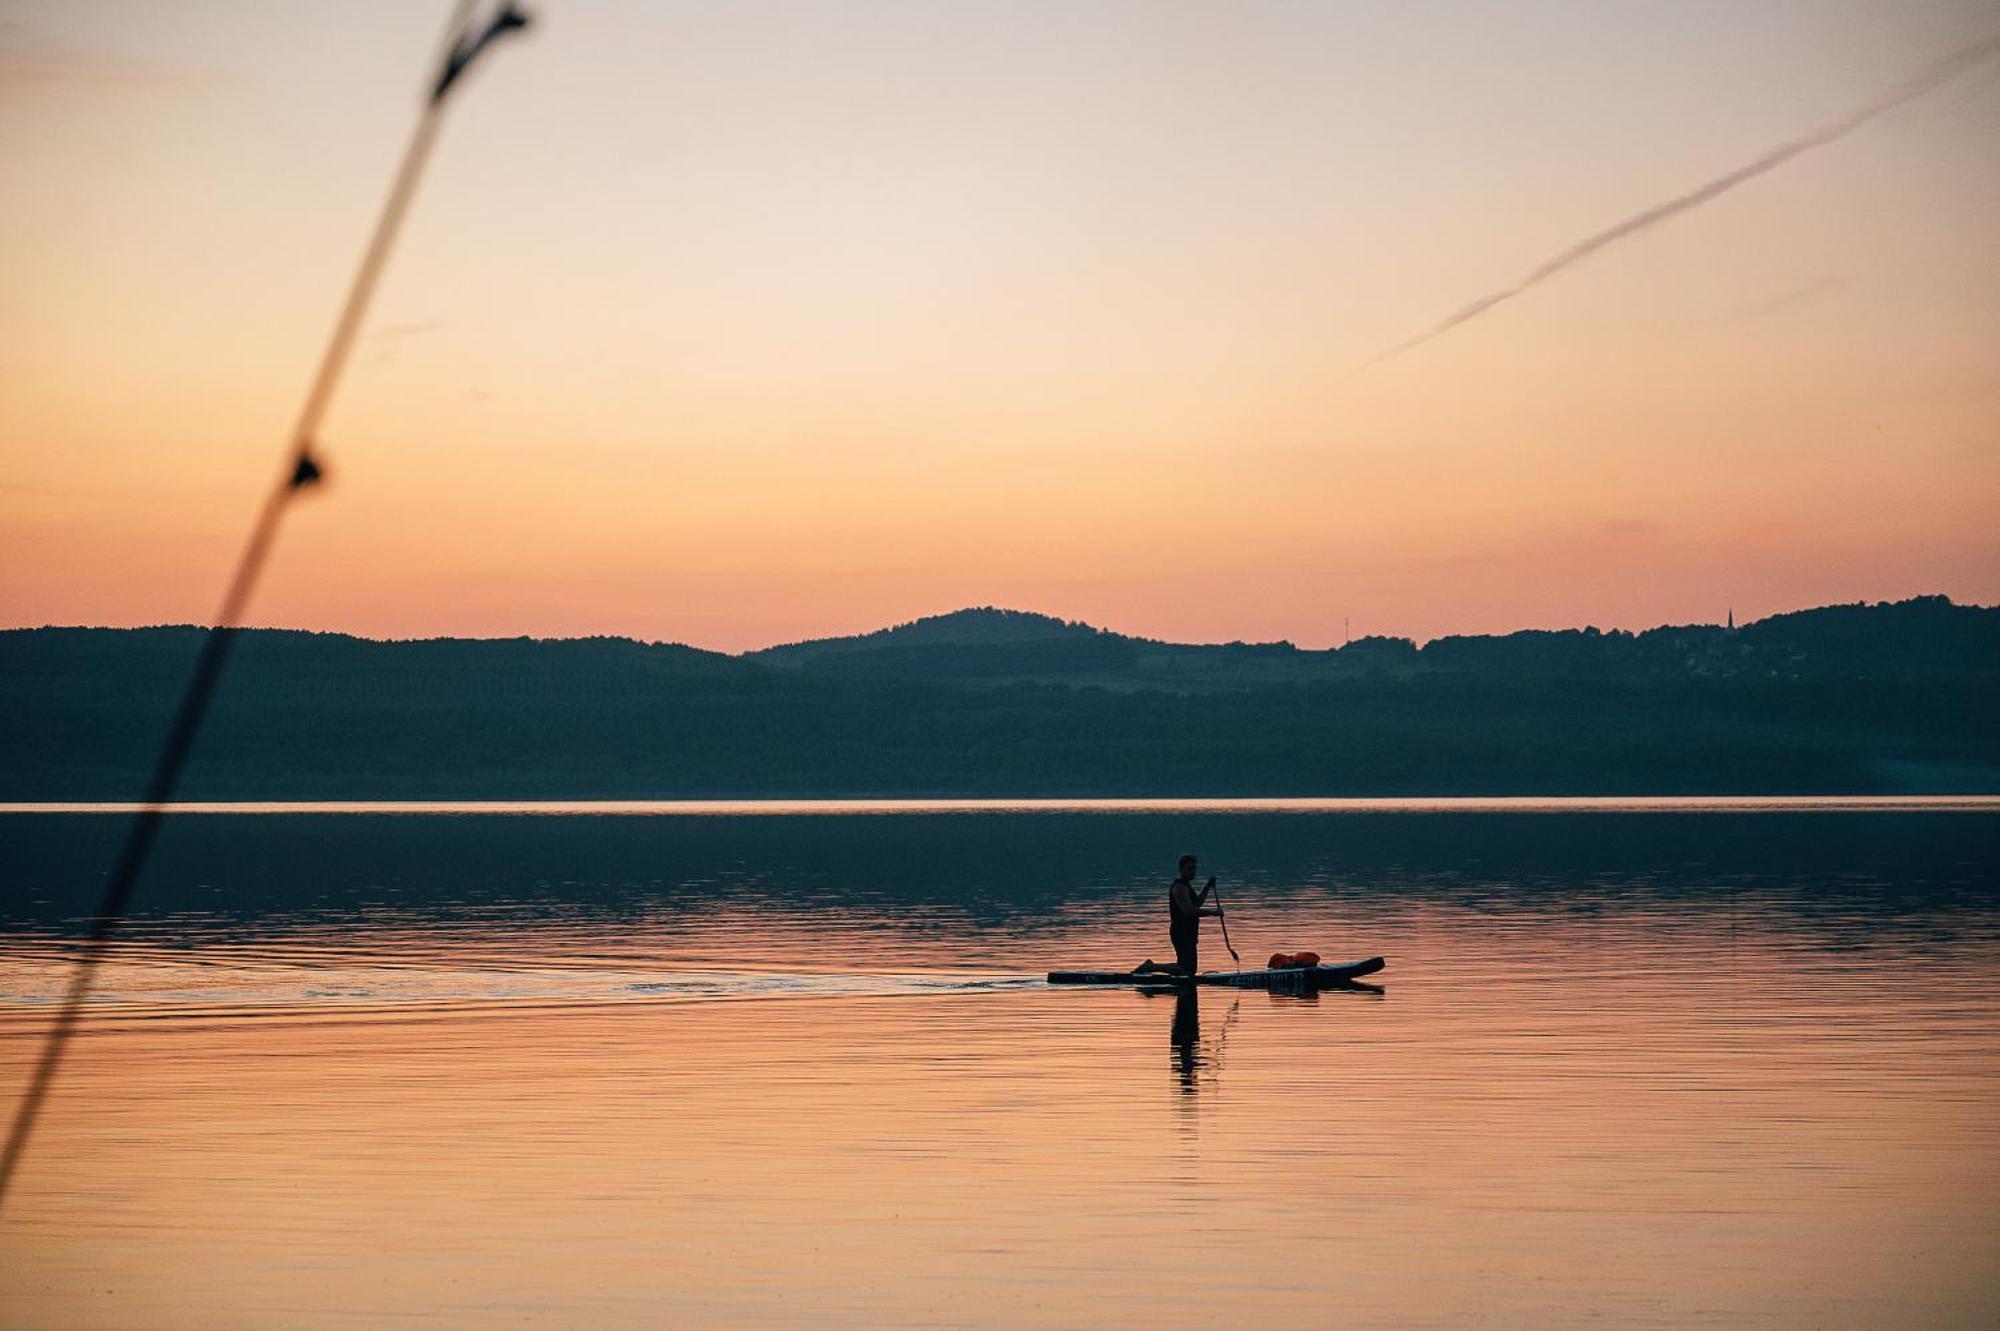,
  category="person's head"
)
[1178,853,1198,880]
